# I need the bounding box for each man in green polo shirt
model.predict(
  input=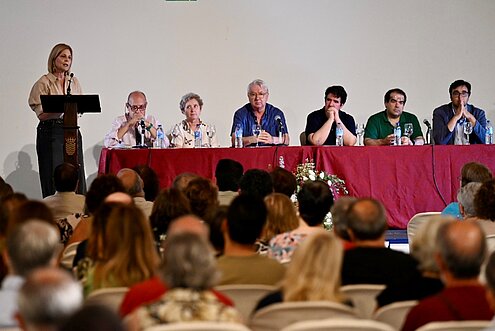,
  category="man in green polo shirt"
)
[364,88,425,146]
